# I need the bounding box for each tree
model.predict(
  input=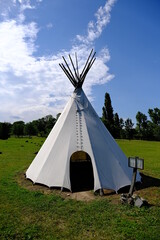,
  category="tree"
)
[102,92,114,135]
[124,118,134,140]
[12,121,25,137]
[148,108,160,140]
[113,113,121,138]
[56,113,61,120]
[32,115,56,137]
[44,115,56,135]
[119,118,125,139]
[25,122,38,136]
[136,111,148,139]
[0,122,11,139]
[148,108,160,125]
